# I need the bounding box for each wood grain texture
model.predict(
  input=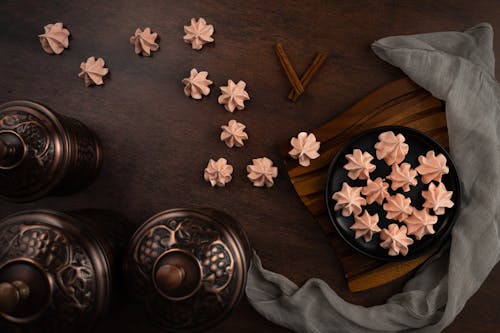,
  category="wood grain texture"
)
[282,77,446,292]
[0,1,499,332]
